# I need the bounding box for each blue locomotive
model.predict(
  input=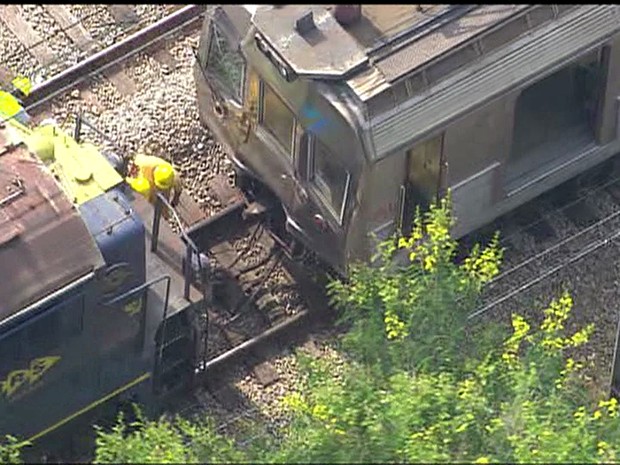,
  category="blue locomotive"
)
[0,95,206,444]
